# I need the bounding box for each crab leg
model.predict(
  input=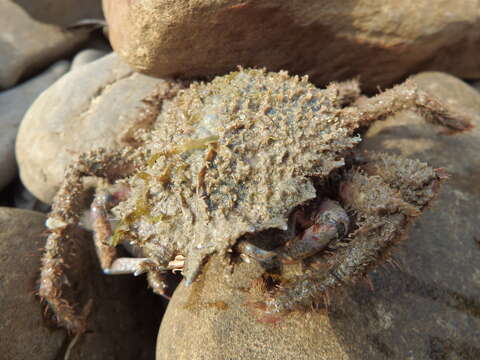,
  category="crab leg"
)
[40,148,137,334]
[347,79,472,132]
[264,153,446,313]
[90,185,118,270]
[89,179,182,295]
[326,79,362,108]
[103,258,154,275]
